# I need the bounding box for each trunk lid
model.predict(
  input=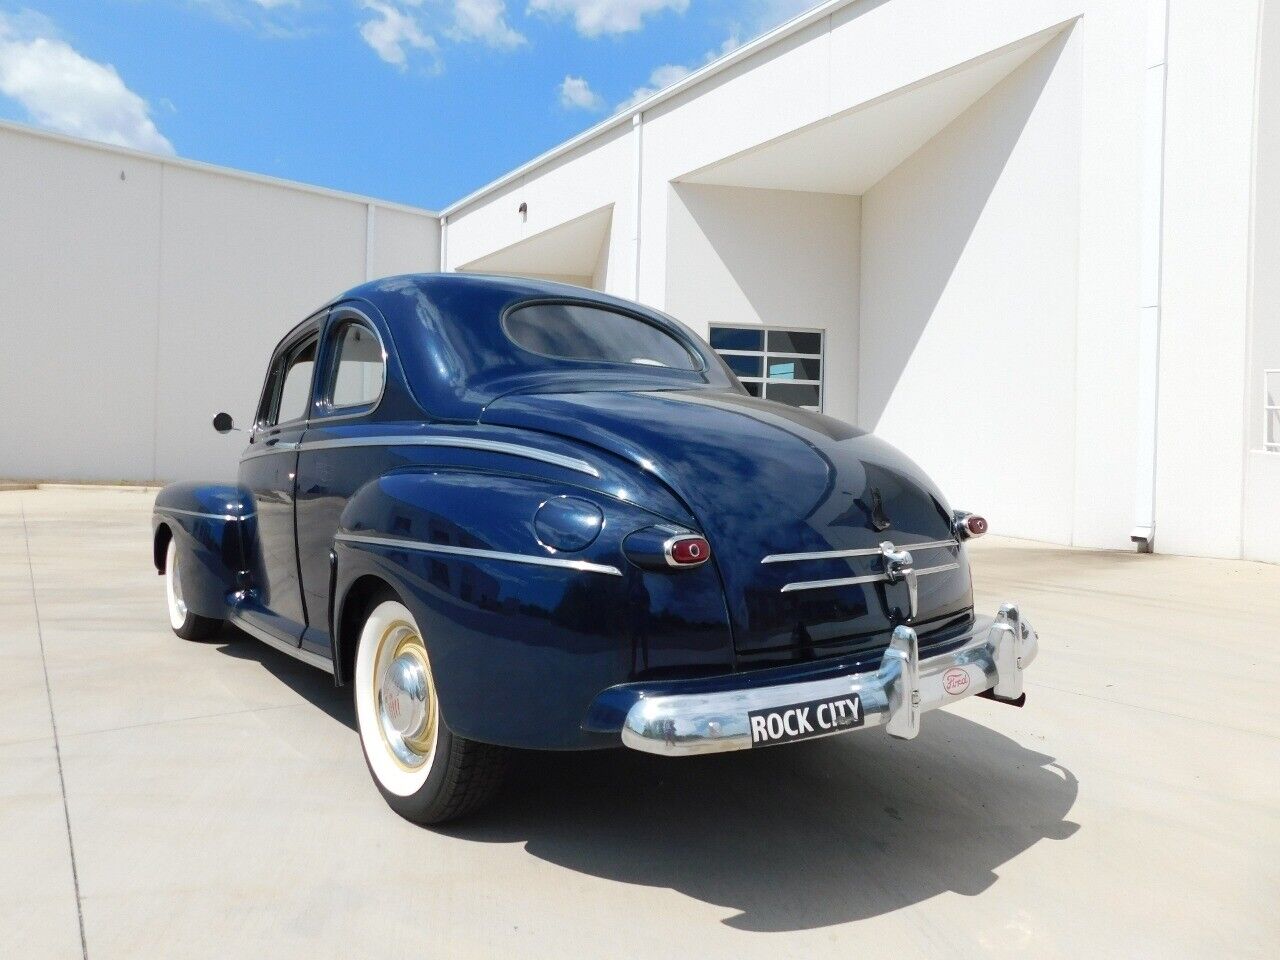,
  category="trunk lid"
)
[483,389,972,664]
